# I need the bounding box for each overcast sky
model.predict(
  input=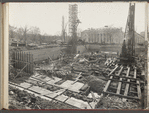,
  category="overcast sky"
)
[9,2,146,35]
